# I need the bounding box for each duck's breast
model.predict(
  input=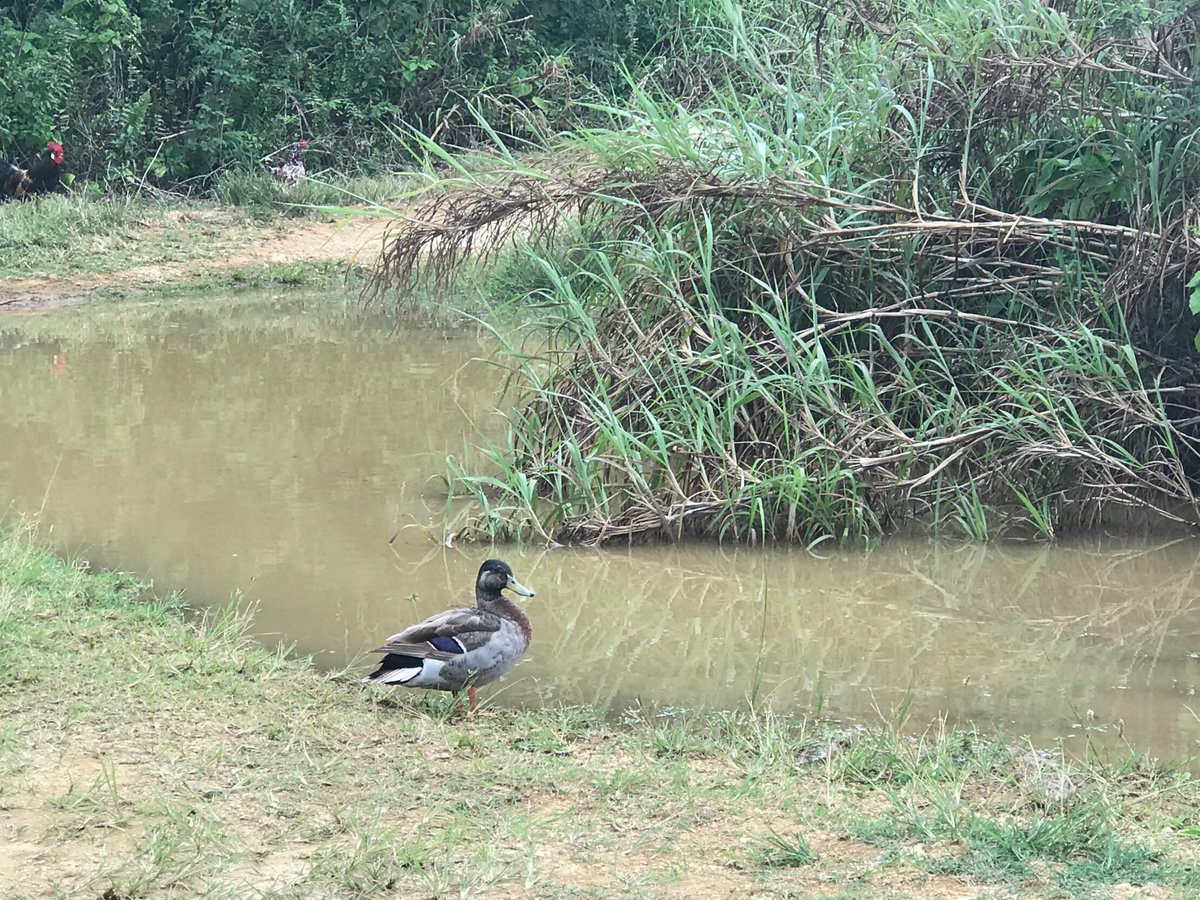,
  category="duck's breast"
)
[463,619,529,686]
